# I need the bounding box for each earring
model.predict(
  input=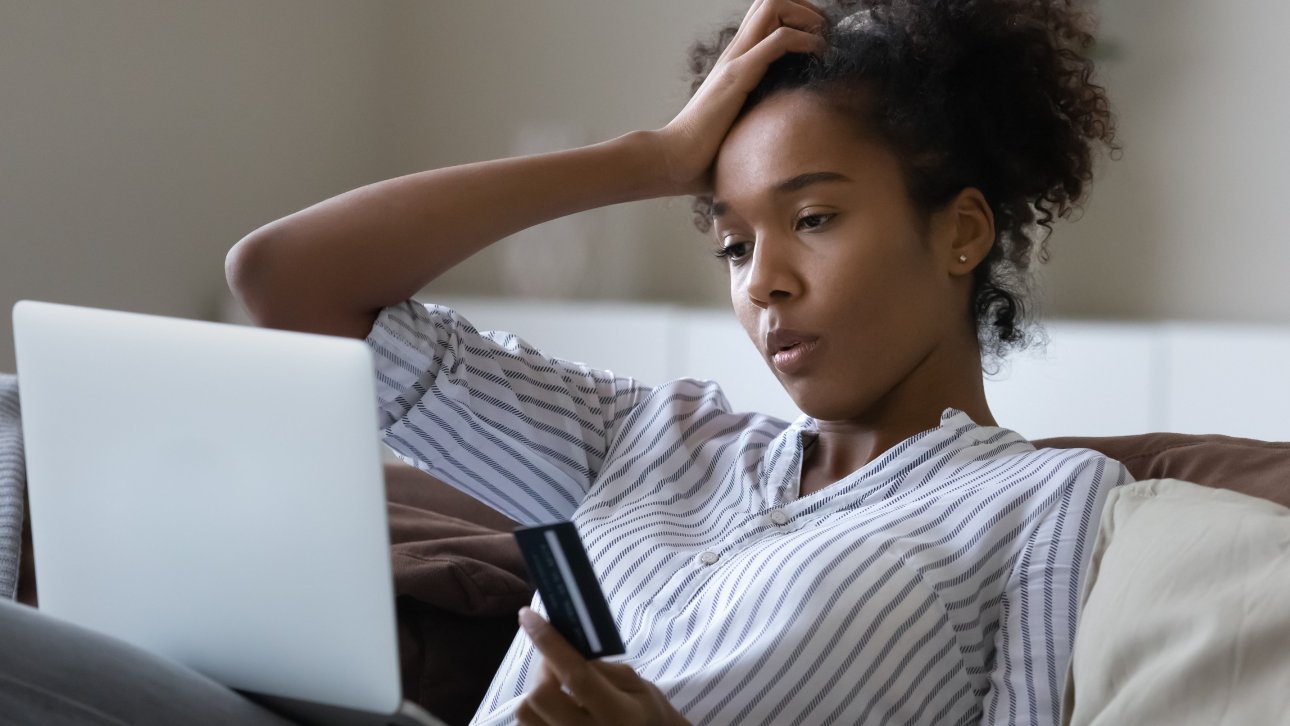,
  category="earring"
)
[958,254,968,263]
